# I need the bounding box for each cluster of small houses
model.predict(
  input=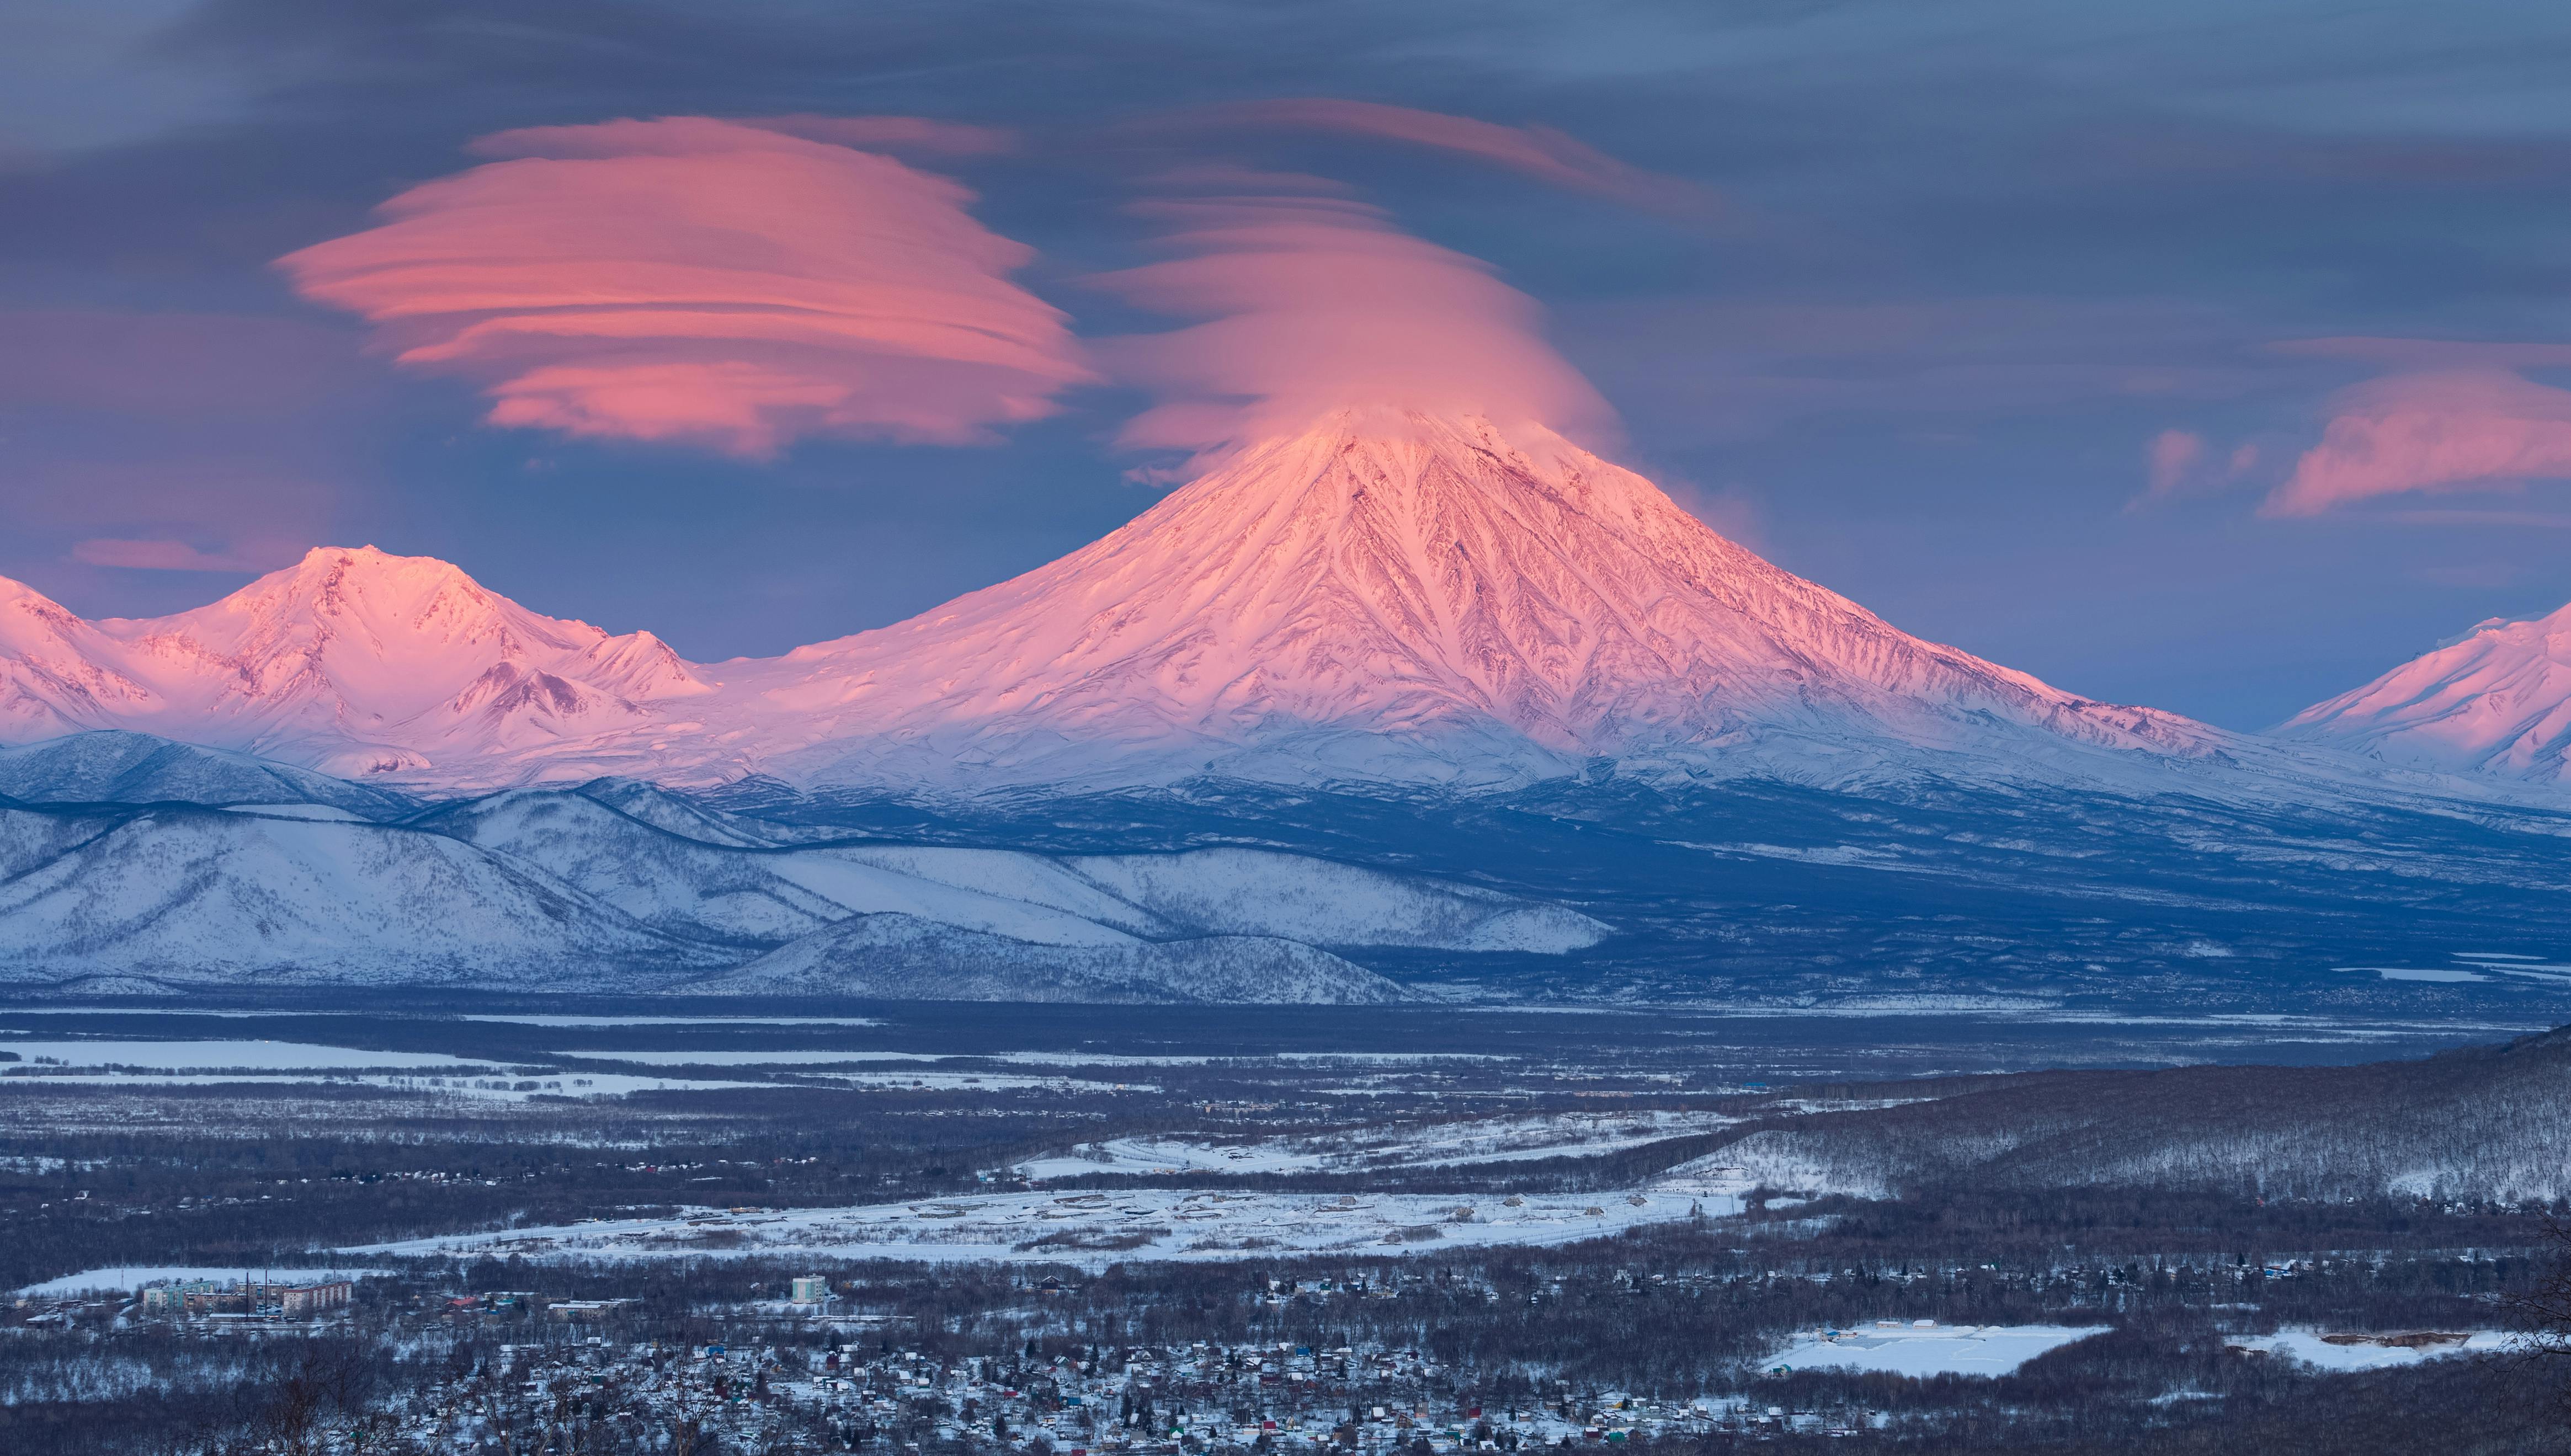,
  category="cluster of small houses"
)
[394,1326,1862,1452]
[8,1271,1893,1445]
[626,1310,1856,1448]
